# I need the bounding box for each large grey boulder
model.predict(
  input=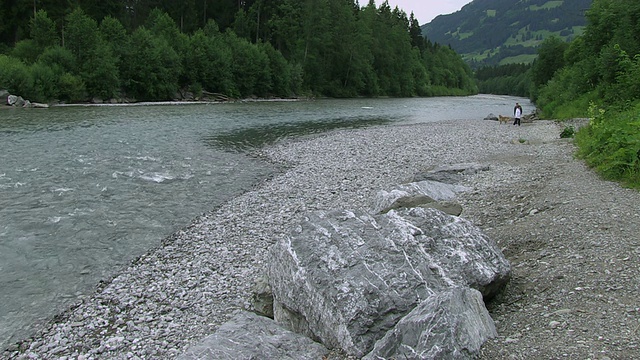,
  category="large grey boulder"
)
[373,180,468,215]
[267,207,510,357]
[7,94,25,107]
[364,287,497,360]
[177,311,329,360]
[373,164,489,216]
